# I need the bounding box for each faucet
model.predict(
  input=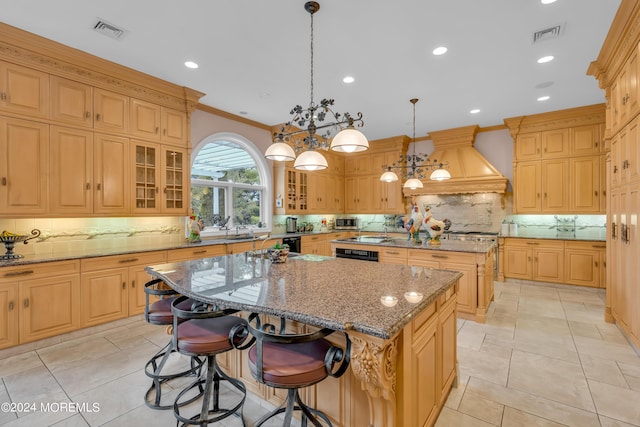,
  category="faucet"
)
[383,225,388,237]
